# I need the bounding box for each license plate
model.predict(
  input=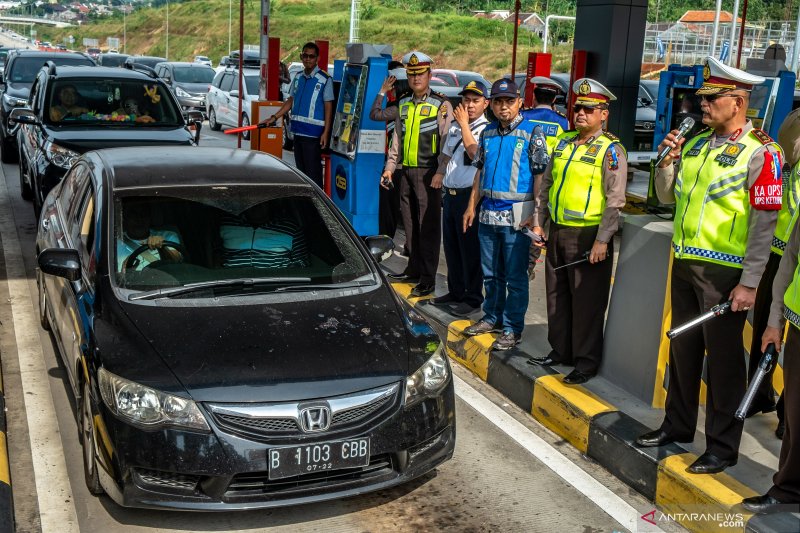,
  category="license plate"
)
[268,437,370,480]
